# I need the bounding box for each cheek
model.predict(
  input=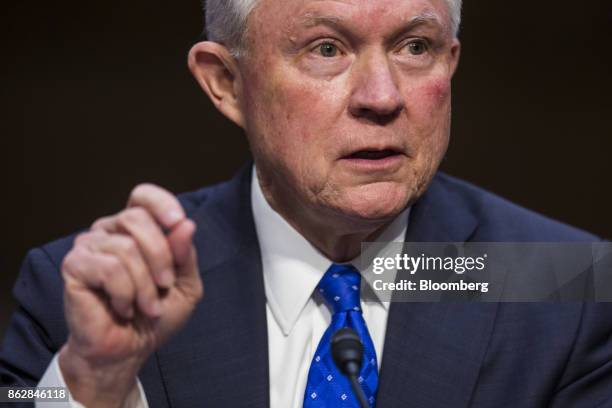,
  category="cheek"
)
[258,76,343,154]
[401,74,452,146]
[410,76,452,117]
[272,80,342,141]
[243,70,337,176]
[403,75,452,167]
[429,78,452,105]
